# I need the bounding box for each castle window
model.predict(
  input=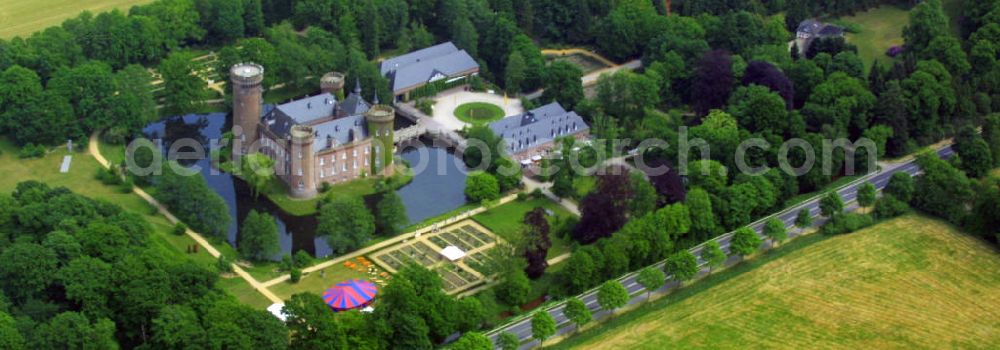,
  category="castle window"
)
[343,164,347,171]
[365,158,369,166]
[298,181,304,189]
[298,151,302,159]
[320,170,325,178]
[332,166,337,175]
[353,160,357,169]
[320,158,325,166]
[352,149,357,157]
[342,153,347,160]
[297,168,303,176]
[365,147,369,154]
